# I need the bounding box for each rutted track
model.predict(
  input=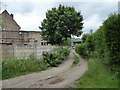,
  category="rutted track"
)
[2,50,88,88]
